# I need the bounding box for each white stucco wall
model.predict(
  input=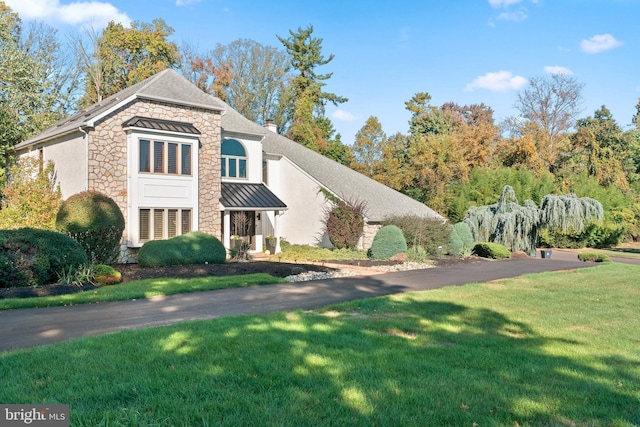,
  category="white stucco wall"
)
[17,132,88,199]
[267,155,332,246]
